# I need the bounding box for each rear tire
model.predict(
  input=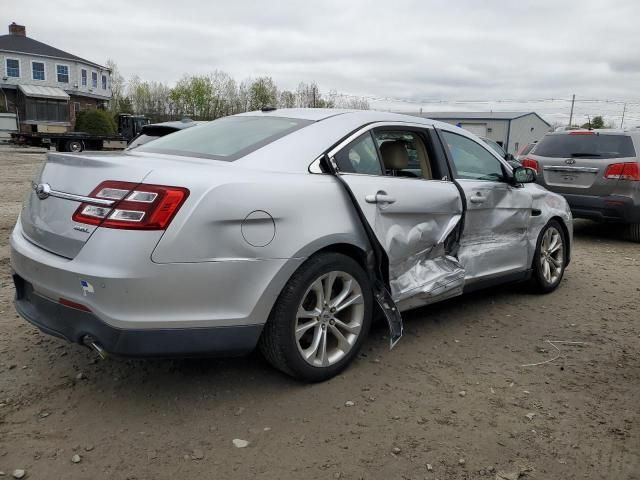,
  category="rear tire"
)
[66,140,84,152]
[626,223,640,243]
[531,220,567,293]
[259,252,372,382]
